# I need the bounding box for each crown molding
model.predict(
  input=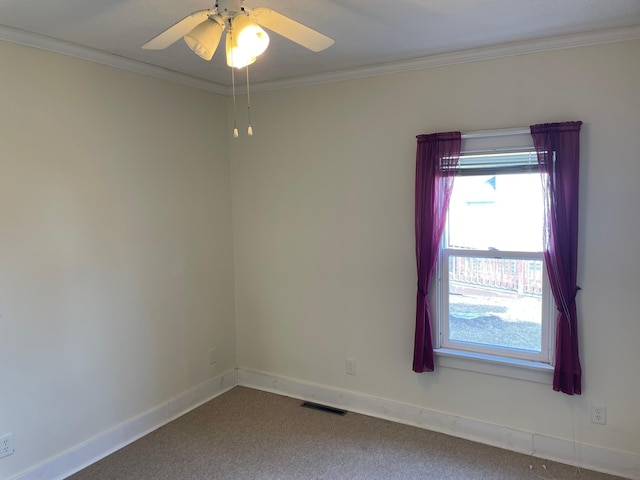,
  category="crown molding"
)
[241,23,640,94]
[0,25,228,95]
[2,23,639,96]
